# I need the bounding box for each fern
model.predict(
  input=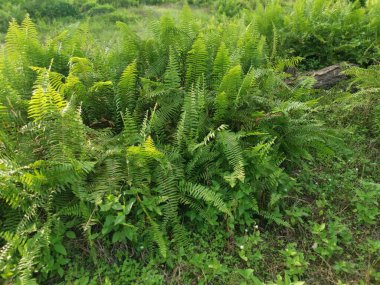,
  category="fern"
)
[0,9,366,283]
[28,69,66,122]
[217,130,245,187]
[238,21,267,72]
[180,181,230,216]
[214,65,243,122]
[117,61,138,116]
[185,34,208,89]
[122,108,140,146]
[164,47,181,89]
[212,42,231,88]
